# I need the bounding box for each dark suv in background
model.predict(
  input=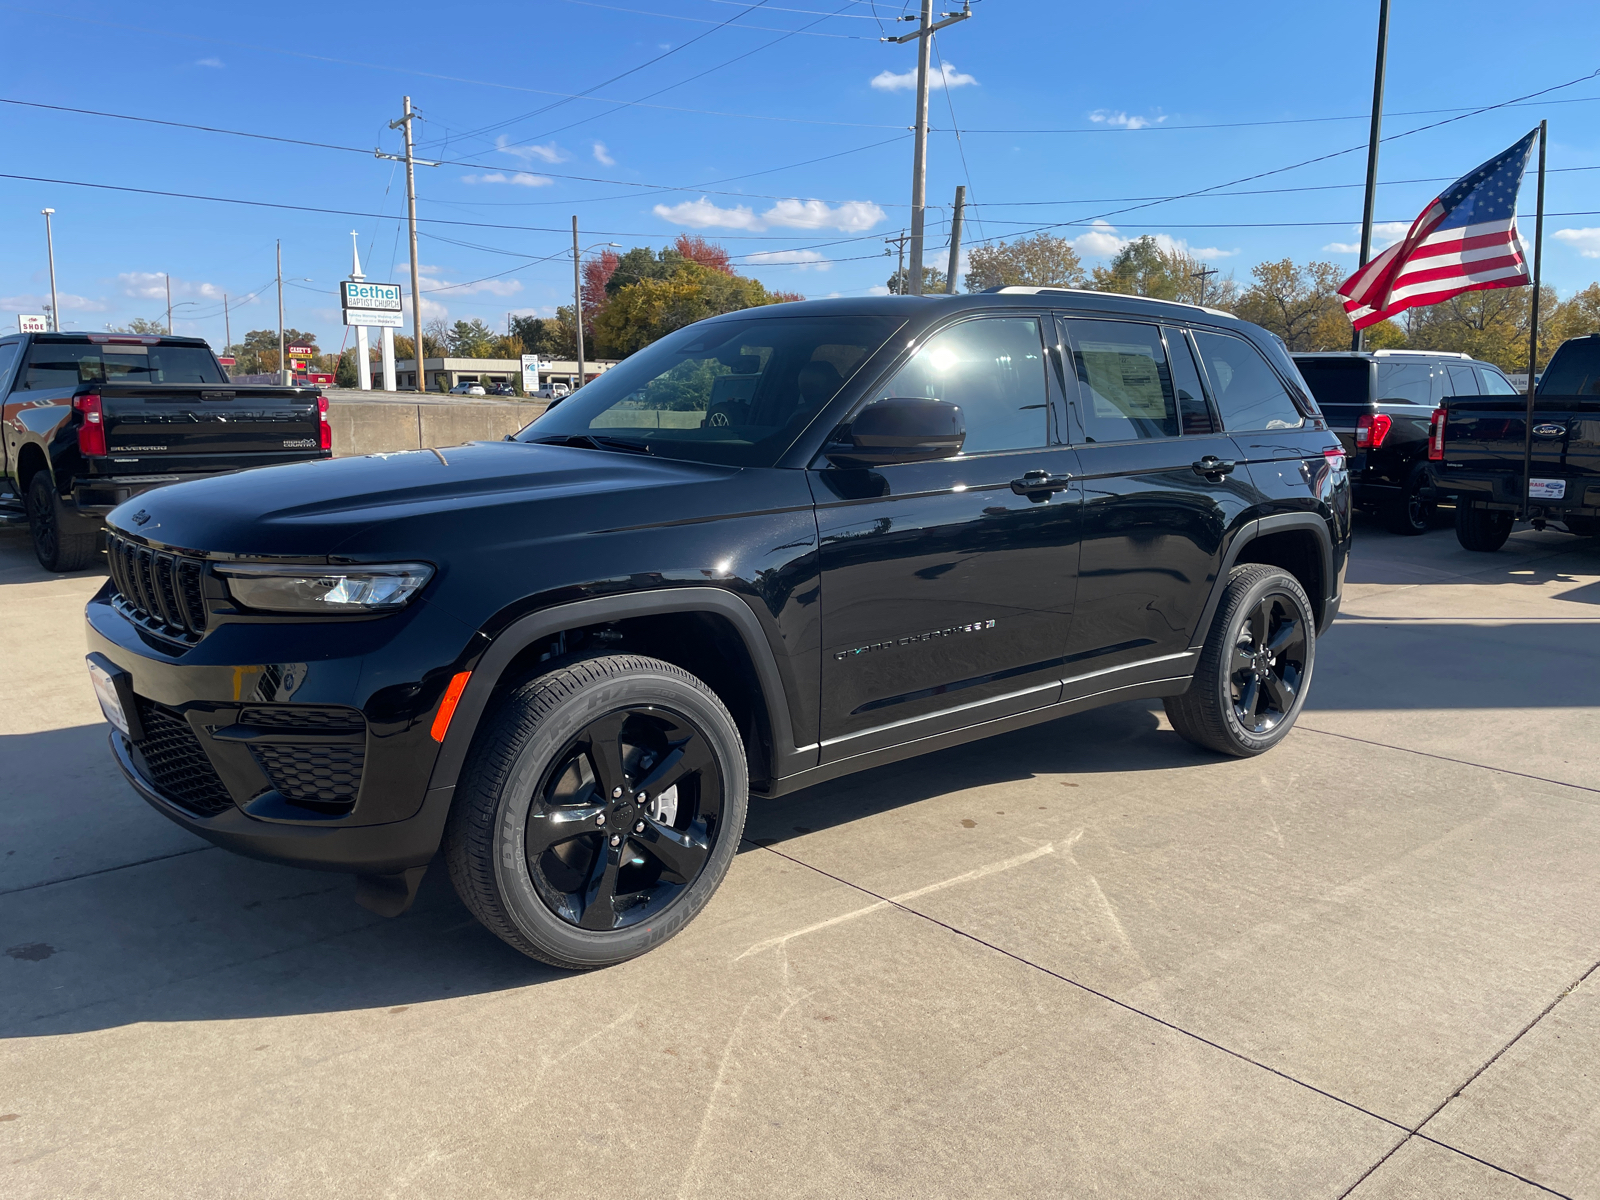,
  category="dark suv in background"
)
[1293,349,1520,534]
[86,290,1349,970]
